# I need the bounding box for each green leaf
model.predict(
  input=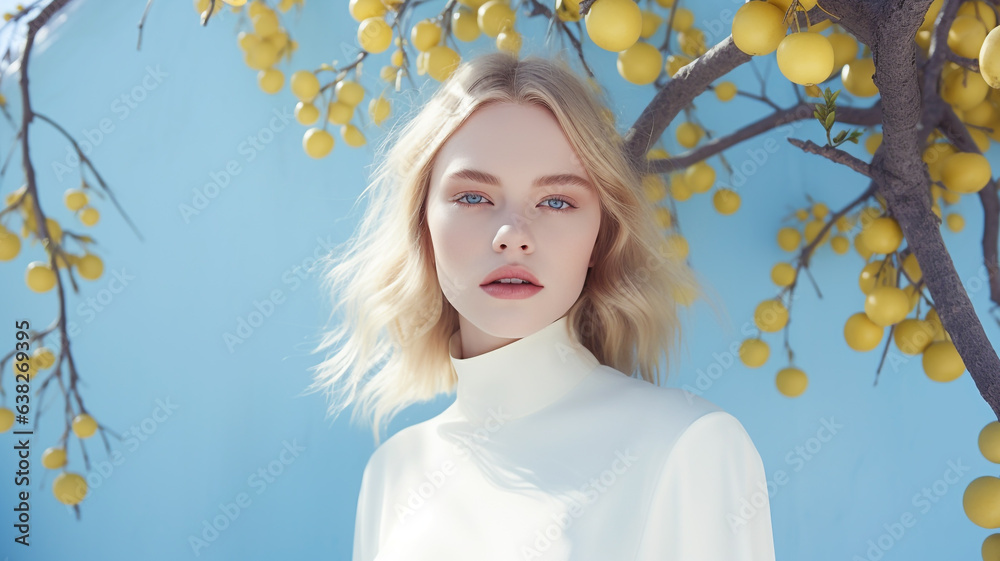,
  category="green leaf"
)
[830,89,841,104]
[832,130,847,143]
[814,110,824,122]
[825,112,836,128]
